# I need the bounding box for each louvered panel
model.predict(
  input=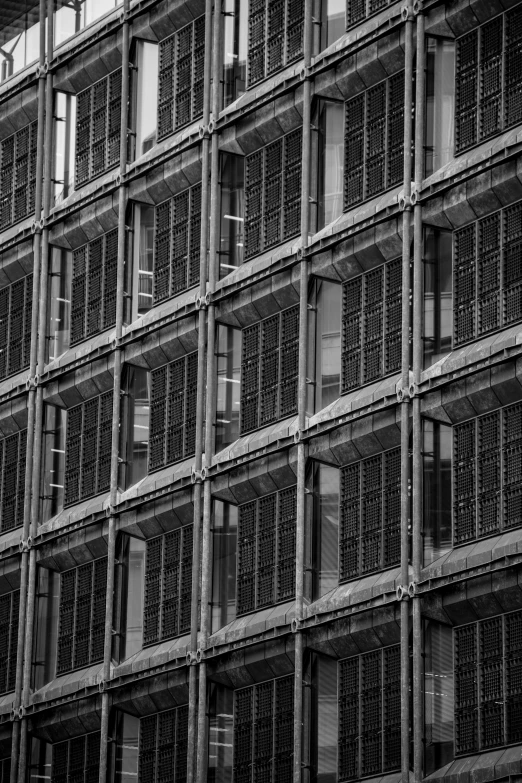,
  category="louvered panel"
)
[138,707,187,783]
[150,367,168,470]
[2,434,20,532]
[23,274,32,368]
[175,23,193,130]
[75,71,121,187]
[15,431,26,530]
[340,463,360,580]
[365,82,386,199]
[383,448,401,567]
[478,213,501,335]
[192,16,206,121]
[280,305,299,417]
[286,0,304,63]
[158,36,175,141]
[161,529,181,639]
[154,200,172,302]
[96,391,113,494]
[504,403,522,529]
[274,676,294,783]
[276,487,296,602]
[85,733,100,783]
[6,590,18,693]
[90,558,107,663]
[102,229,118,328]
[189,184,202,287]
[237,500,257,616]
[455,624,478,754]
[454,224,476,345]
[259,315,279,426]
[254,681,274,781]
[362,267,383,383]
[76,87,92,186]
[344,93,365,208]
[245,150,263,260]
[166,358,185,465]
[503,201,522,327]
[383,646,401,770]
[68,736,86,783]
[0,134,14,229]
[387,73,404,189]
[257,494,276,608]
[267,0,285,76]
[339,656,359,781]
[64,405,83,506]
[347,0,367,26]
[140,715,158,783]
[171,190,189,295]
[107,70,122,167]
[0,287,9,379]
[384,259,402,374]
[73,563,93,669]
[57,569,77,674]
[456,32,478,152]
[179,525,193,634]
[453,419,476,543]
[51,741,69,783]
[361,455,382,574]
[341,277,362,392]
[175,706,189,783]
[282,129,302,240]
[144,537,162,646]
[477,411,501,536]
[157,710,176,783]
[248,0,266,87]
[360,651,382,777]
[263,138,283,250]
[479,18,503,141]
[80,397,99,499]
[0,591,18,695]
[234,687,253,780]
[86,237,103,337]
[505,6,522,128]
[7,279,25,375]
[71,246,87,345]
[240,323,260,434]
